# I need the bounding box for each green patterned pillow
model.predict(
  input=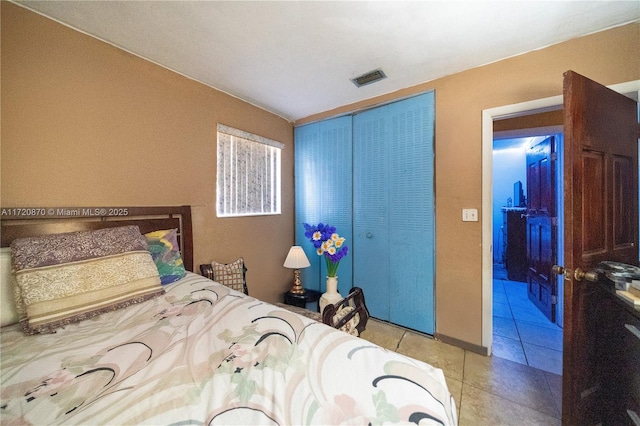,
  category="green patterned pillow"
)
[145,229,186,285]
